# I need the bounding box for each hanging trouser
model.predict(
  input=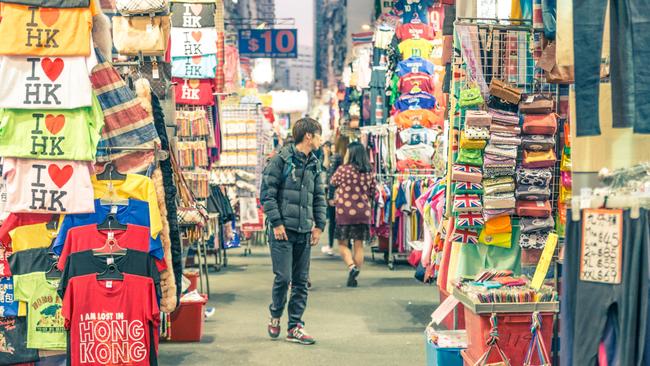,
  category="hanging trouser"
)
[562,209,649,365]
[573,0,650,135]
